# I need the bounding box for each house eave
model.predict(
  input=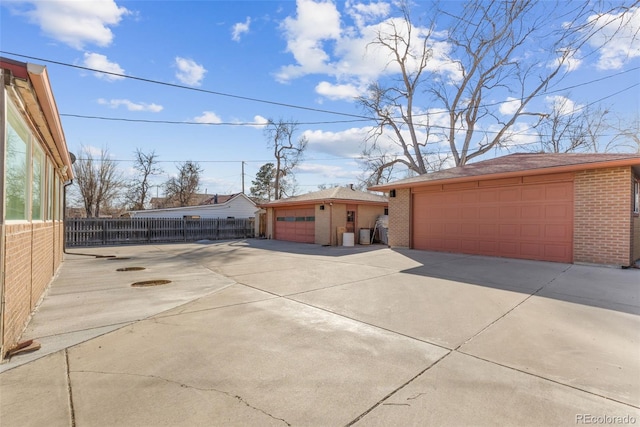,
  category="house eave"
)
[369,157,640,191]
